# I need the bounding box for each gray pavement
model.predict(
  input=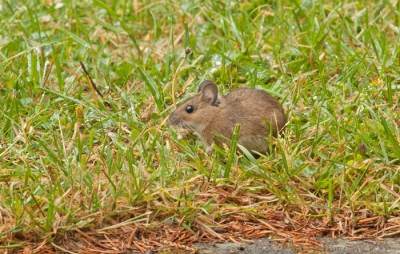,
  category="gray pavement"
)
[196,237,400,253]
